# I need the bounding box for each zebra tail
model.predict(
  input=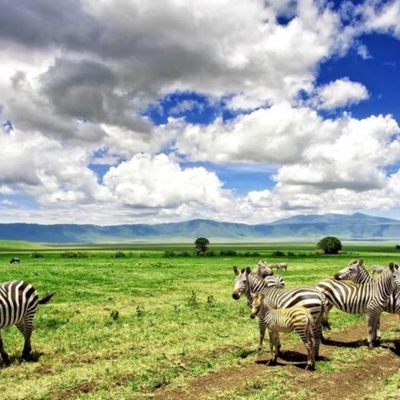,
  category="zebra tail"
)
[38,292,55,305]
[319,293,331,330]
